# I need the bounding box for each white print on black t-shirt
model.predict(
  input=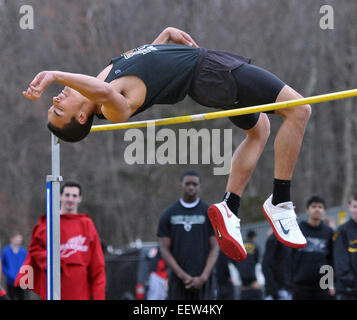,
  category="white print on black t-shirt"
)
[123,45,158,60]
[170,215,205,232]
[298,237,327,253]
[60,235,89,258]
